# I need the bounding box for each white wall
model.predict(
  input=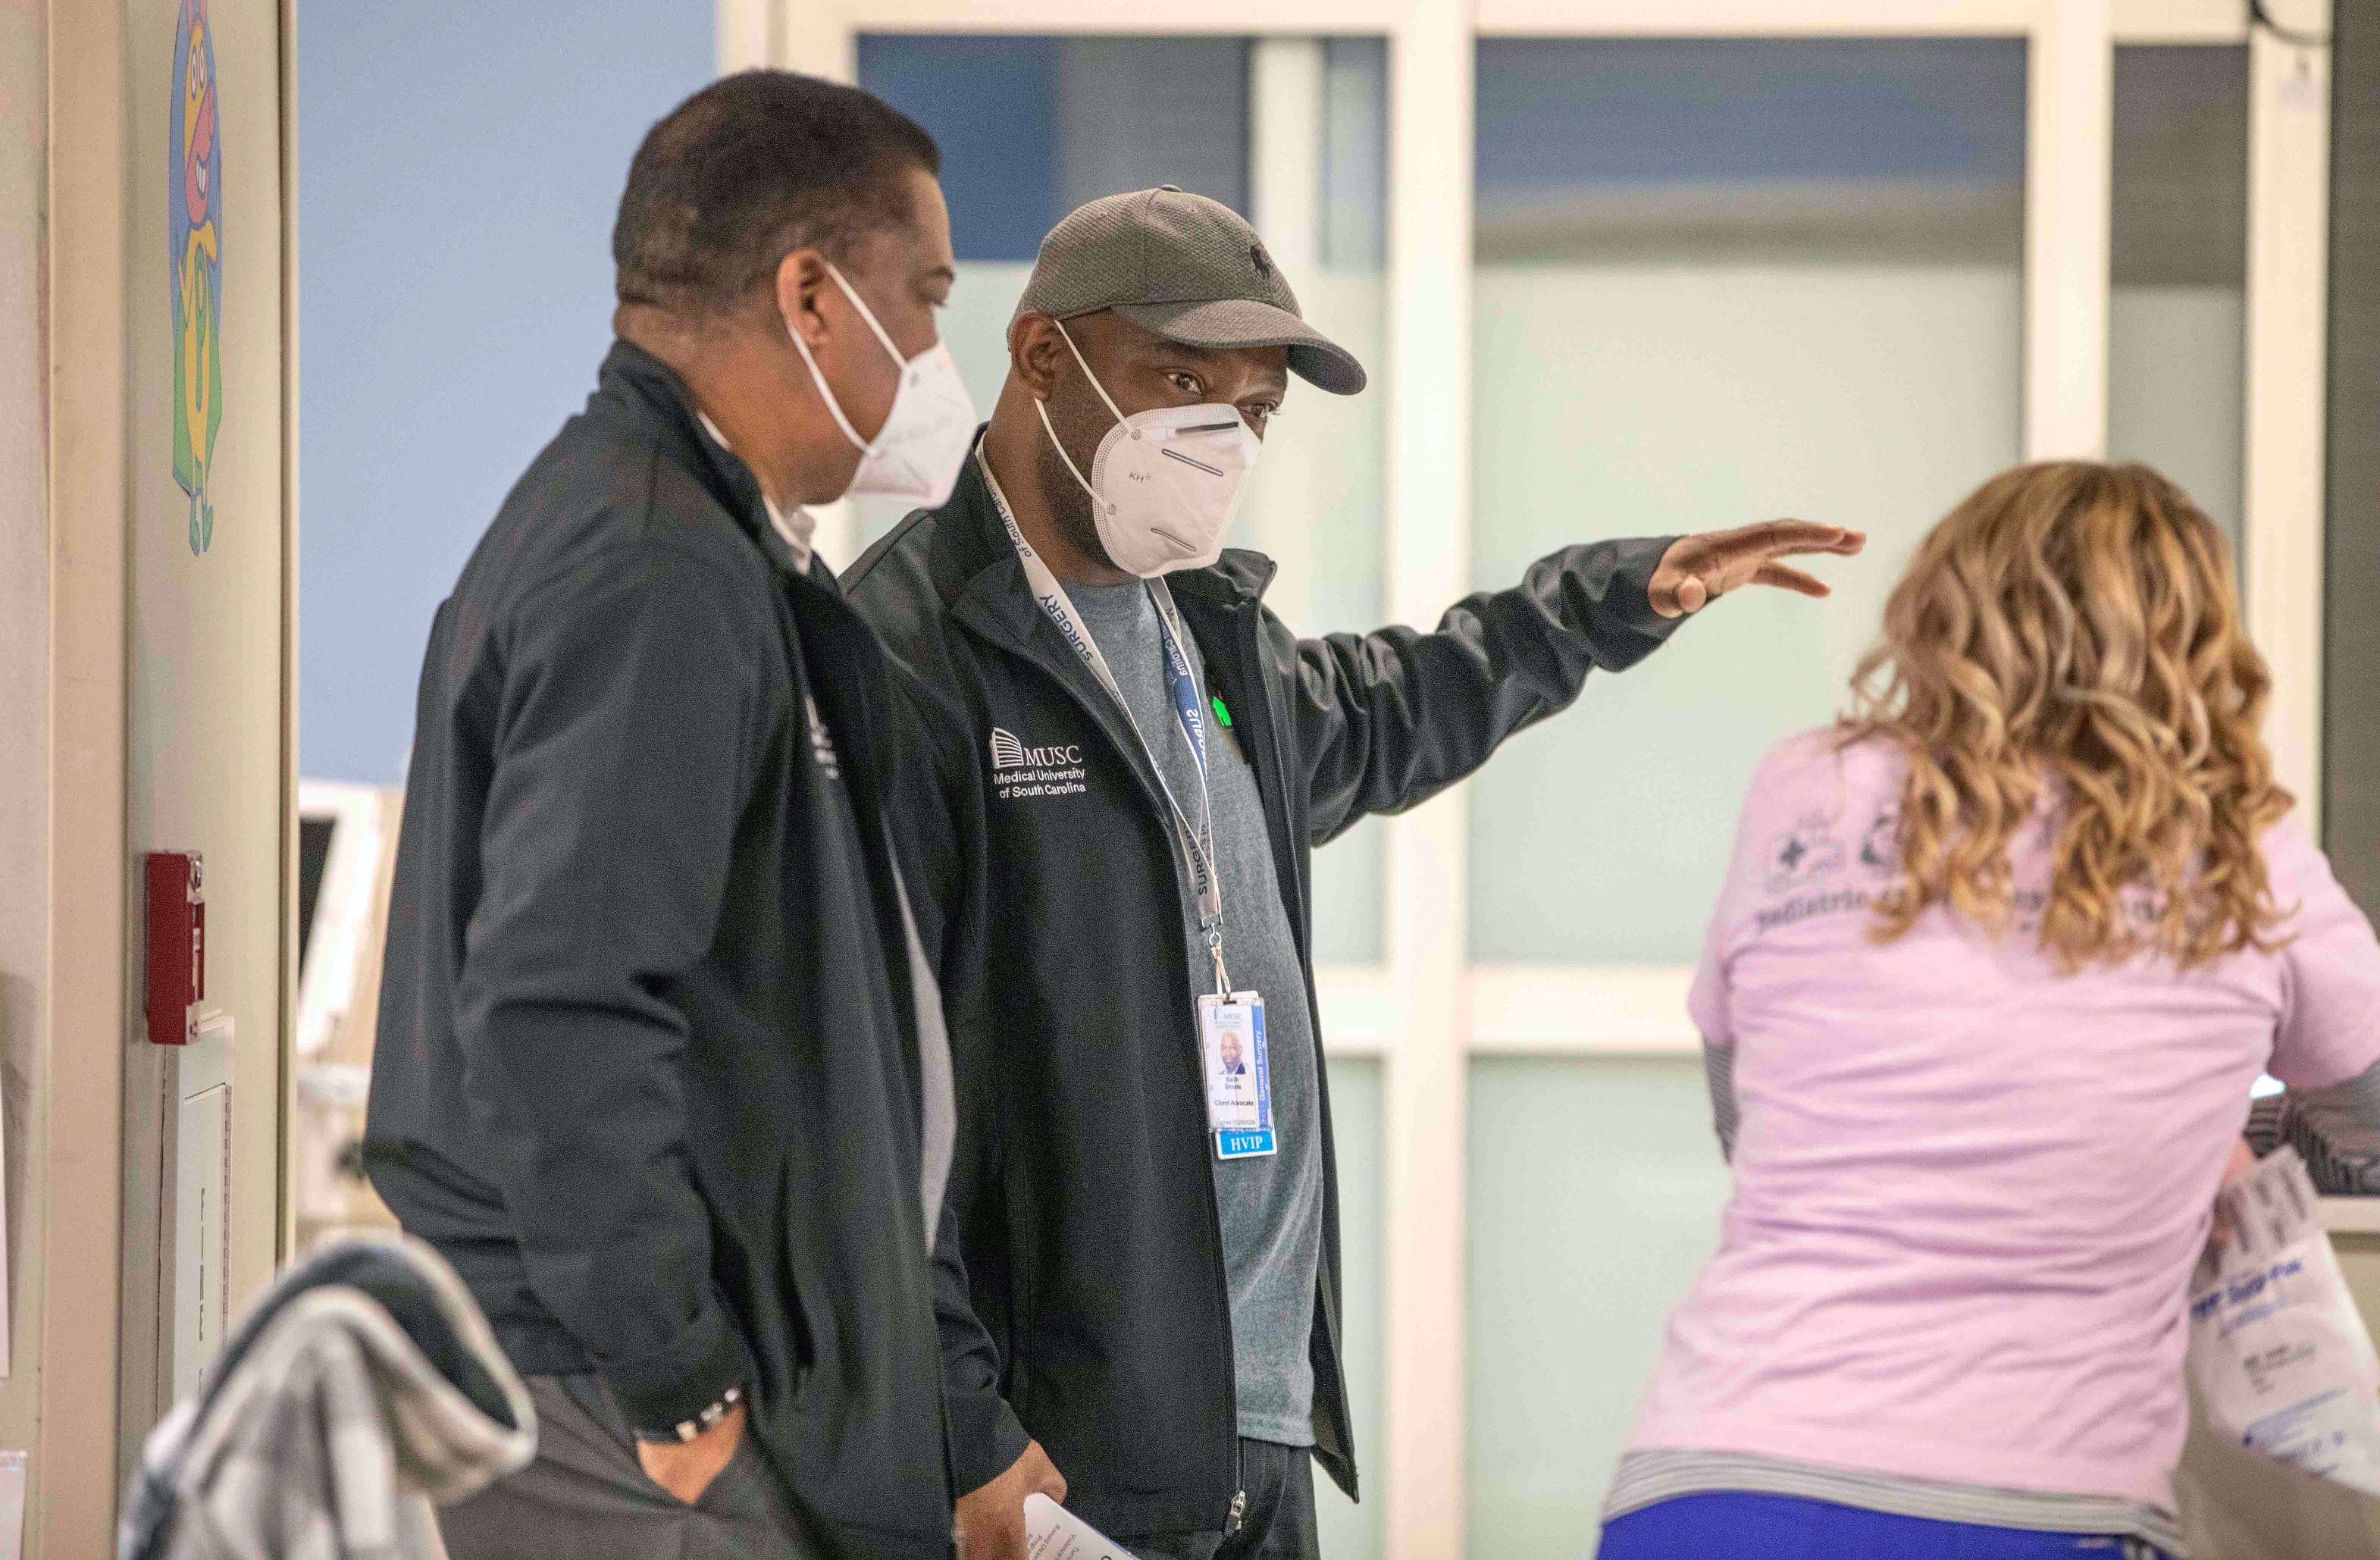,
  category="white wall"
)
[0,0,49,1491]
[117,0,292,1458]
